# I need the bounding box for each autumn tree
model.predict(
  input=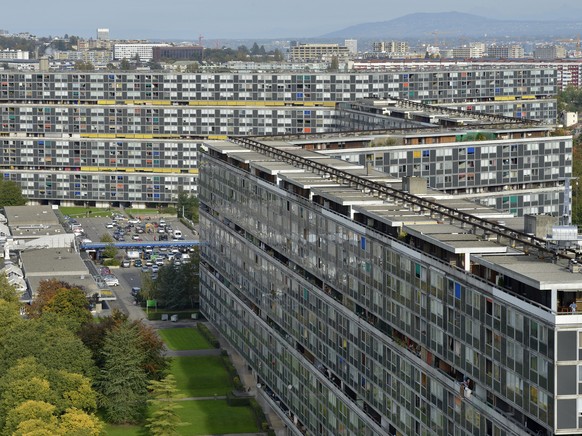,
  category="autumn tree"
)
[0,273,19,304]
[26,278,75,318]
[5,401,58,435]
[6,401,103,436]
[79,310,168,380]
[43,287,92,331]
[0,357,98,433]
